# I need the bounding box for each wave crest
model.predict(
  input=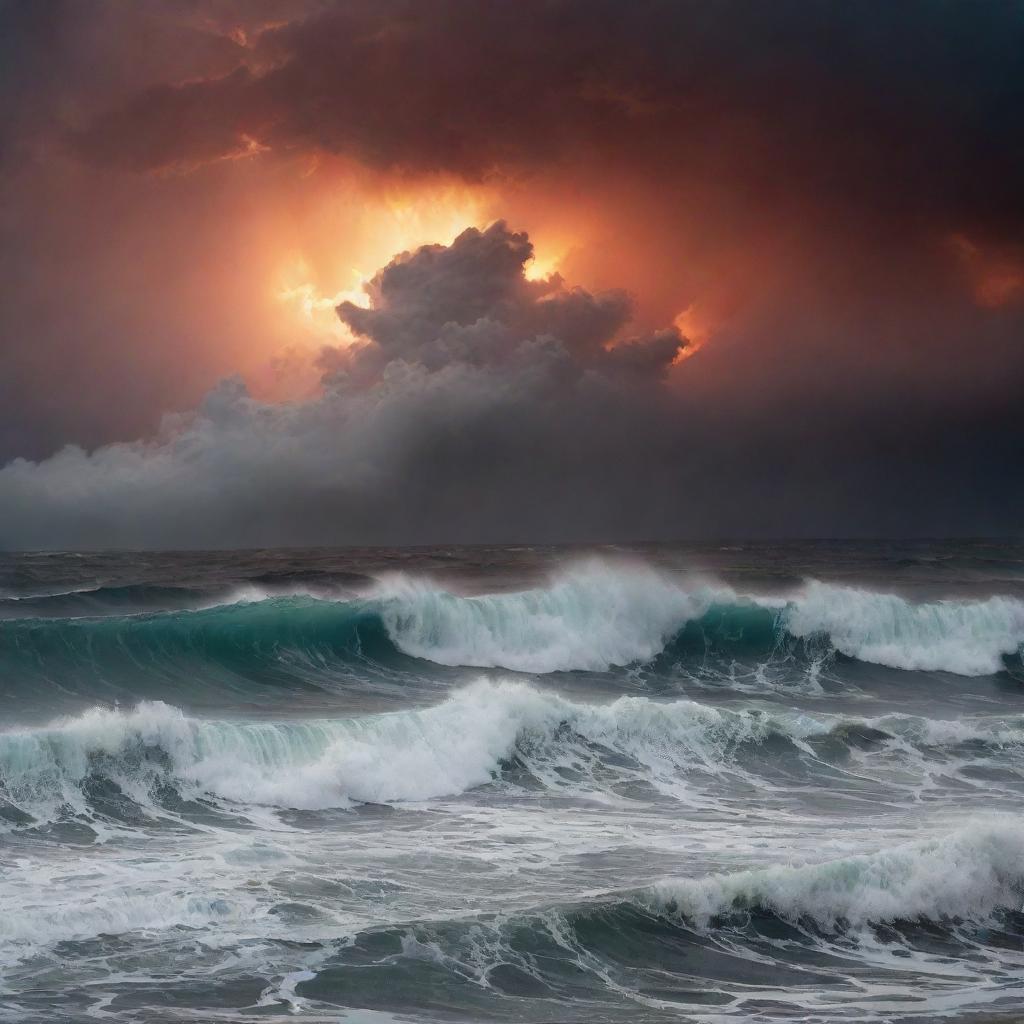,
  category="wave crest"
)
[2,561,1022,683]
[376,561,721,672]
[784,580,1024,675]
[646,821,1024,927]
[4,681,1022,824]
